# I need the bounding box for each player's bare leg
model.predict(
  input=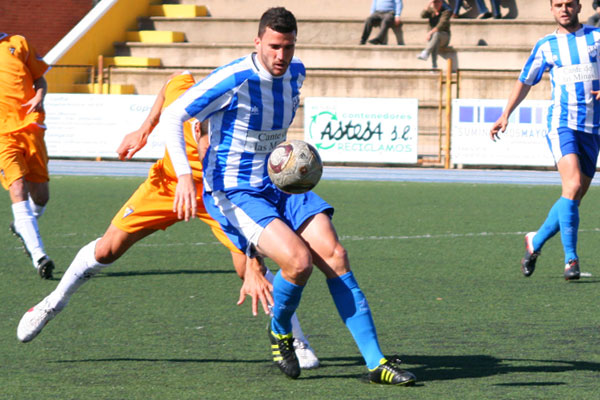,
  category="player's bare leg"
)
[232,250,320,368]
[298,213,416,385]
[17,225,155,342]
[255,219,314,378]
[555,154,590,280]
